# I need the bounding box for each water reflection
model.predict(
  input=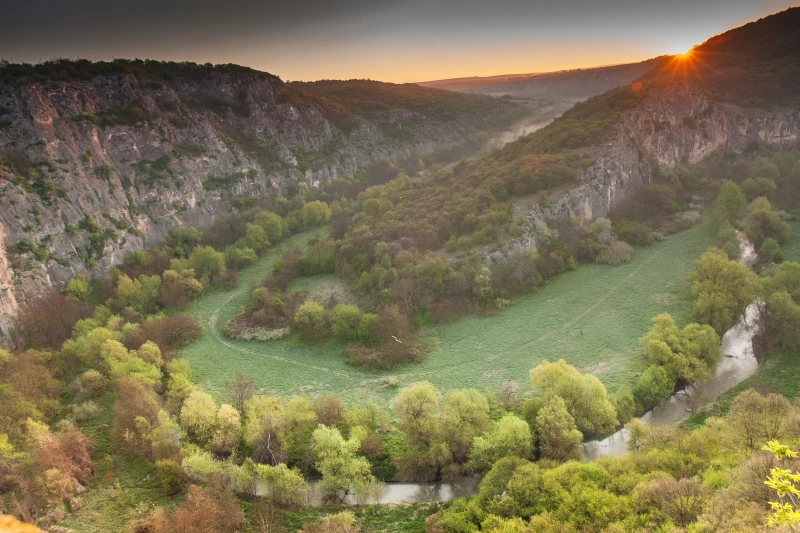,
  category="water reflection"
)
[306,476,481,506]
